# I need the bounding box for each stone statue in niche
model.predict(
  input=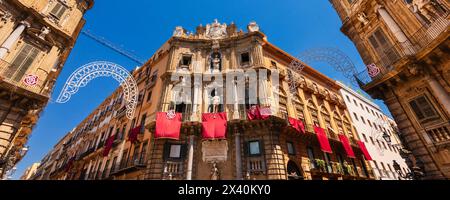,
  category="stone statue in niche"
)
[210,52,222,72]
[210,162,220,180]
[38,26,50,39]
[409,0,447,22]
[357,12,369,25]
